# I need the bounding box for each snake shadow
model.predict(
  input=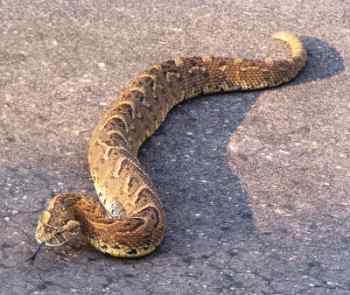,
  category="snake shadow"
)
[138,36,344,260]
